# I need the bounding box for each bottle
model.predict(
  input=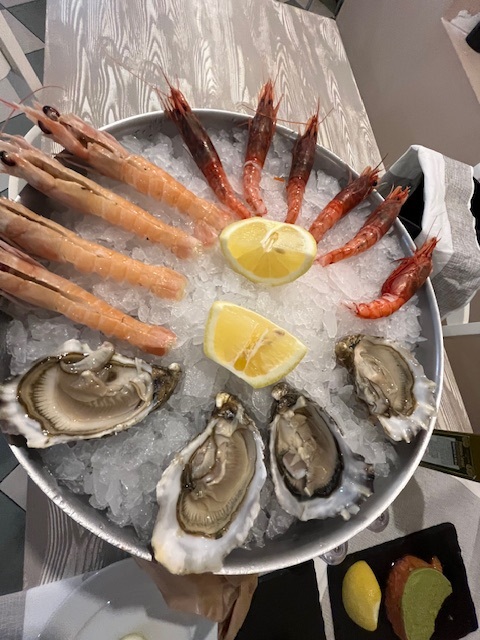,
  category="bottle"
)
[420,430,480,481]
[466,21,480,53]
